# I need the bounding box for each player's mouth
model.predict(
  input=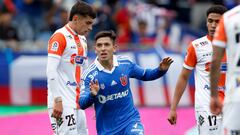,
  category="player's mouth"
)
[100,53,108,58]
[210,30,215,34]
